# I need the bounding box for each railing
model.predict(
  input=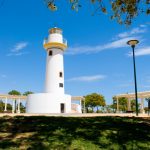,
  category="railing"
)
[43,38,48,45]
[43,38,67,46]
[63,38,67,46]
